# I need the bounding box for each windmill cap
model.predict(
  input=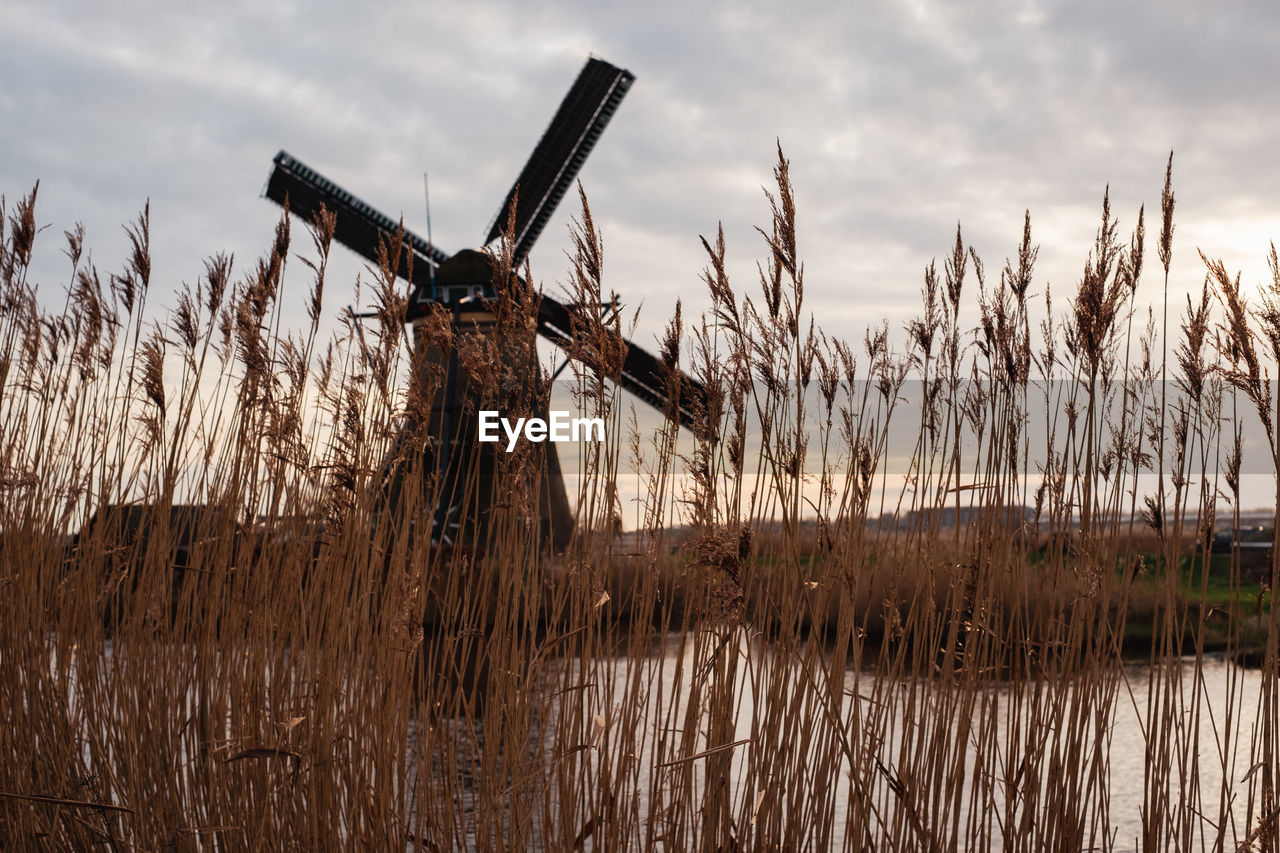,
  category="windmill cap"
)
[434,249,495,287]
